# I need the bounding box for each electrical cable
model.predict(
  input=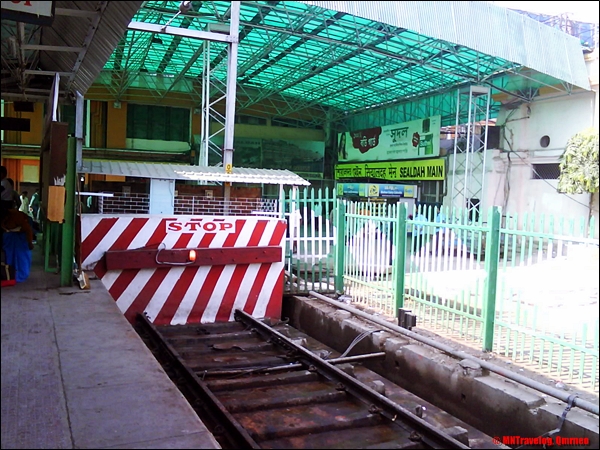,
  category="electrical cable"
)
[155,242,195,266]
[338,329,384,359]
[507,149,591,209]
